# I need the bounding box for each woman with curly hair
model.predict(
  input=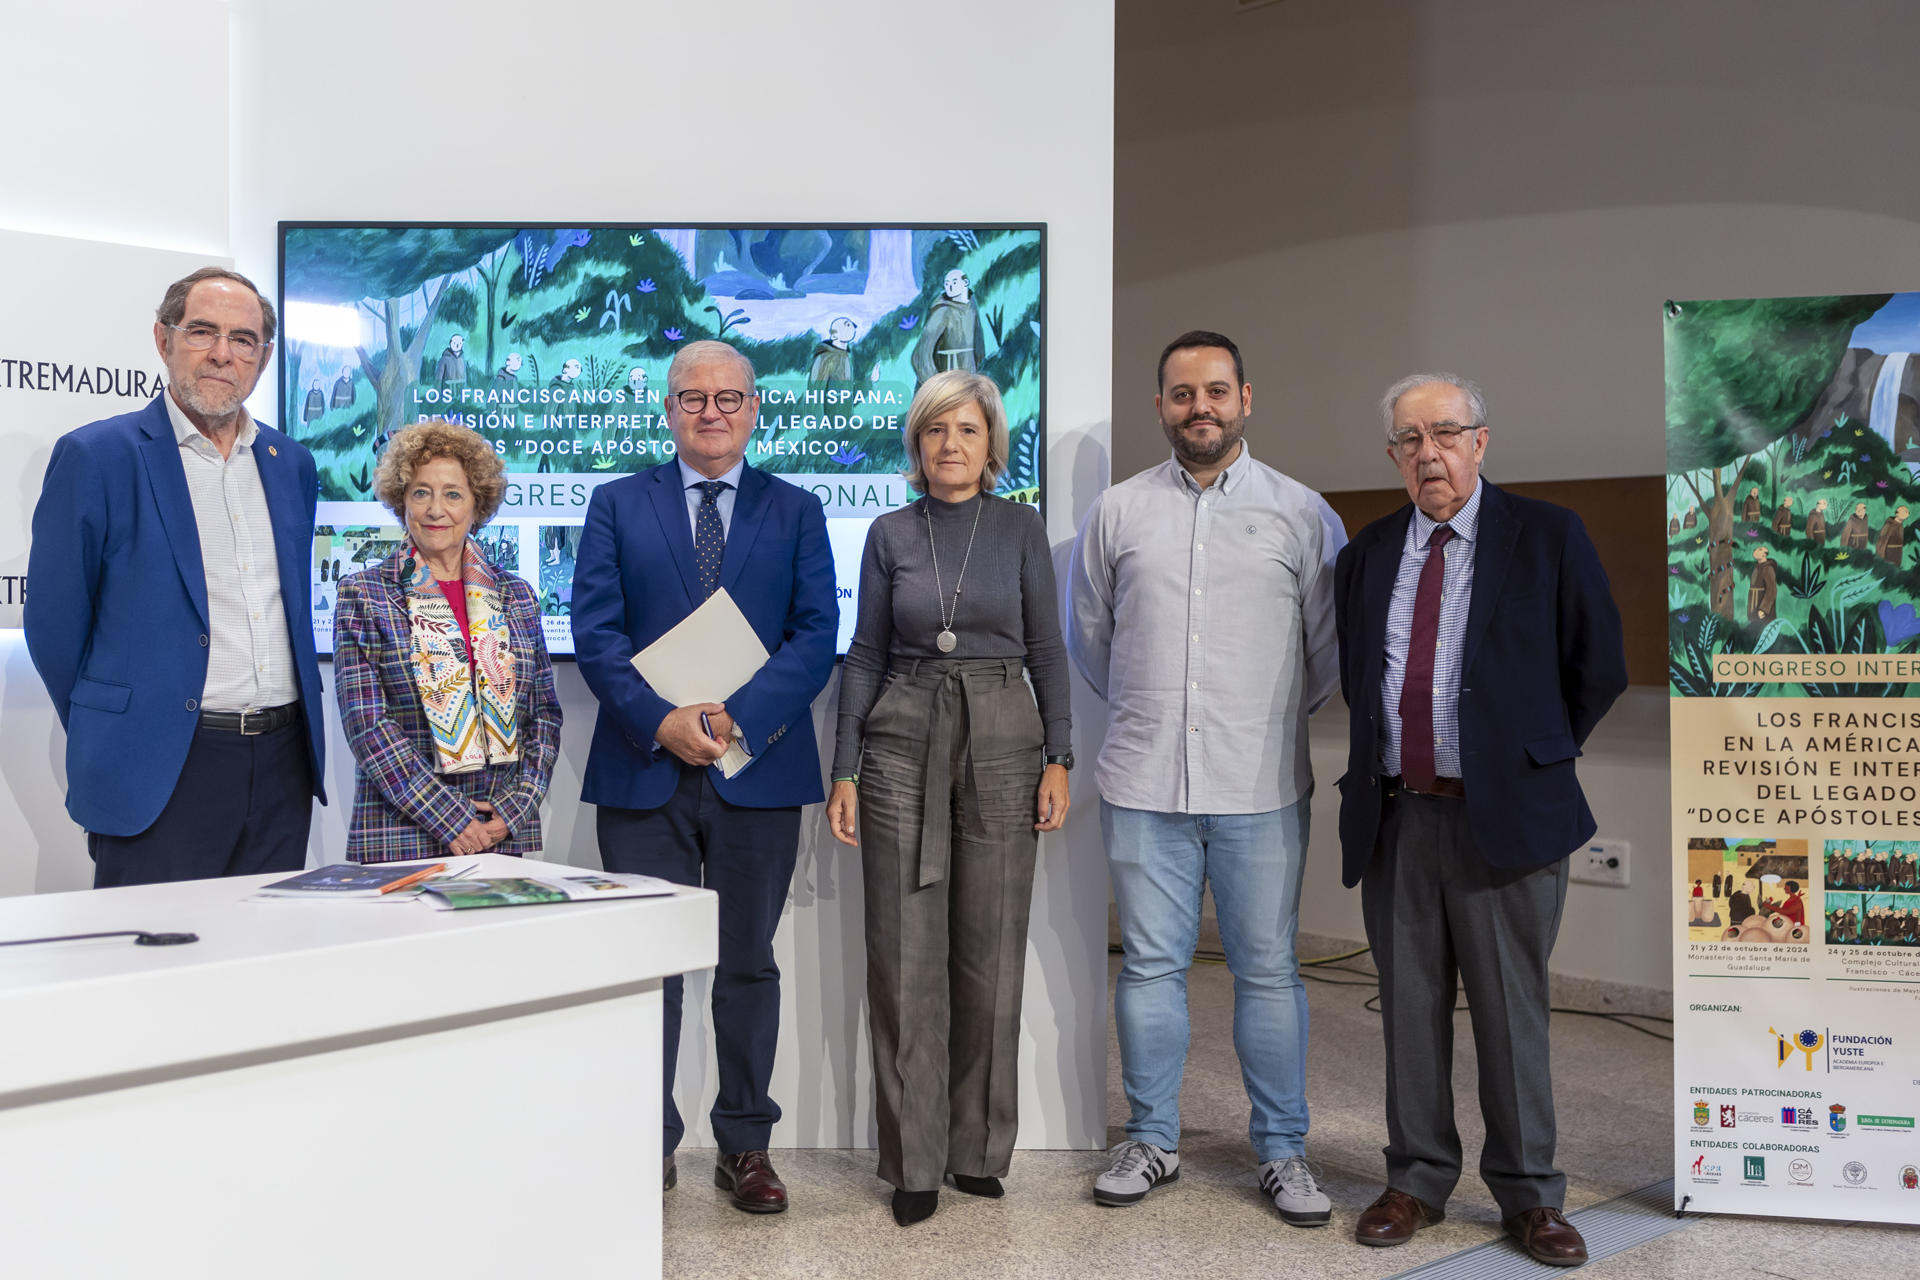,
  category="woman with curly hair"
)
[335,420,560,862]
